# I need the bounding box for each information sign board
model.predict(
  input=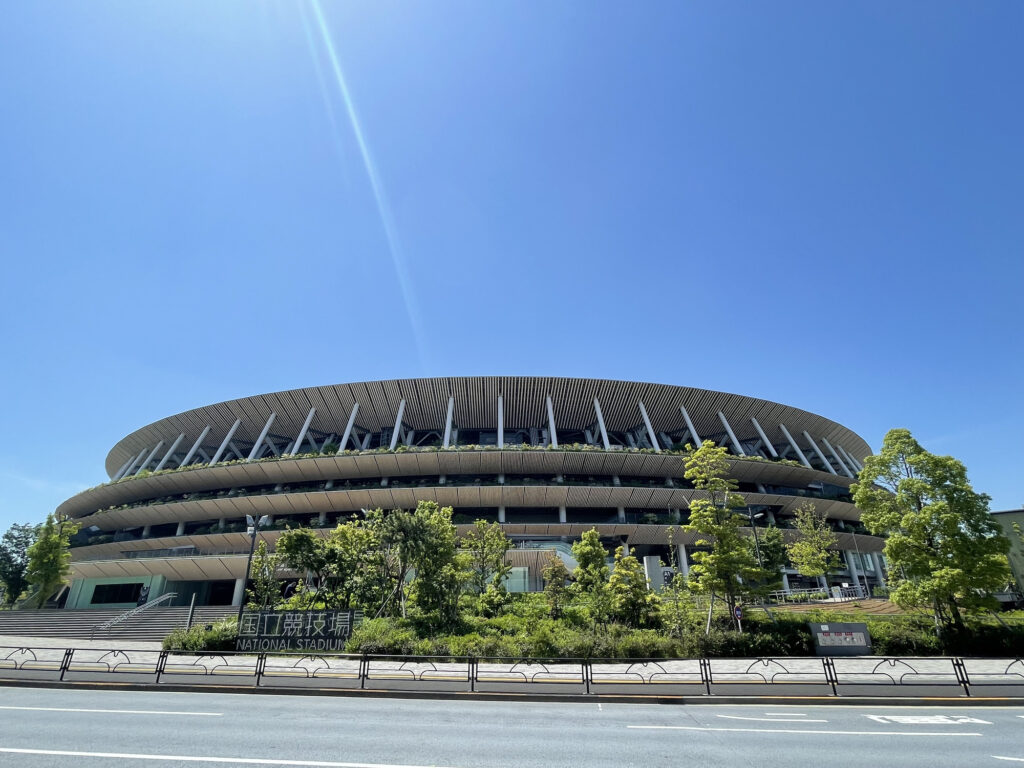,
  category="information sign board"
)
[807,622,871,656]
